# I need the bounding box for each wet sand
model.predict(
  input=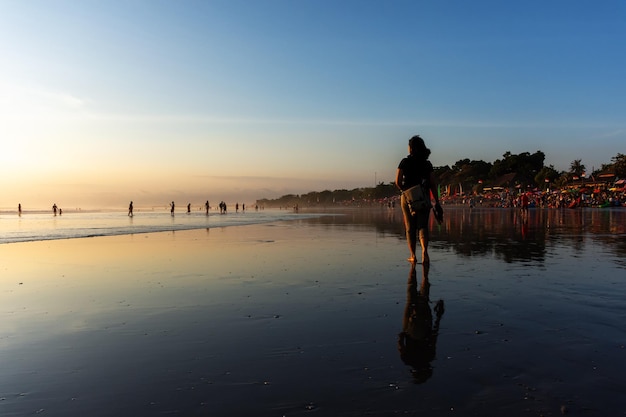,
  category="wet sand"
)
[1,208,625,416]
